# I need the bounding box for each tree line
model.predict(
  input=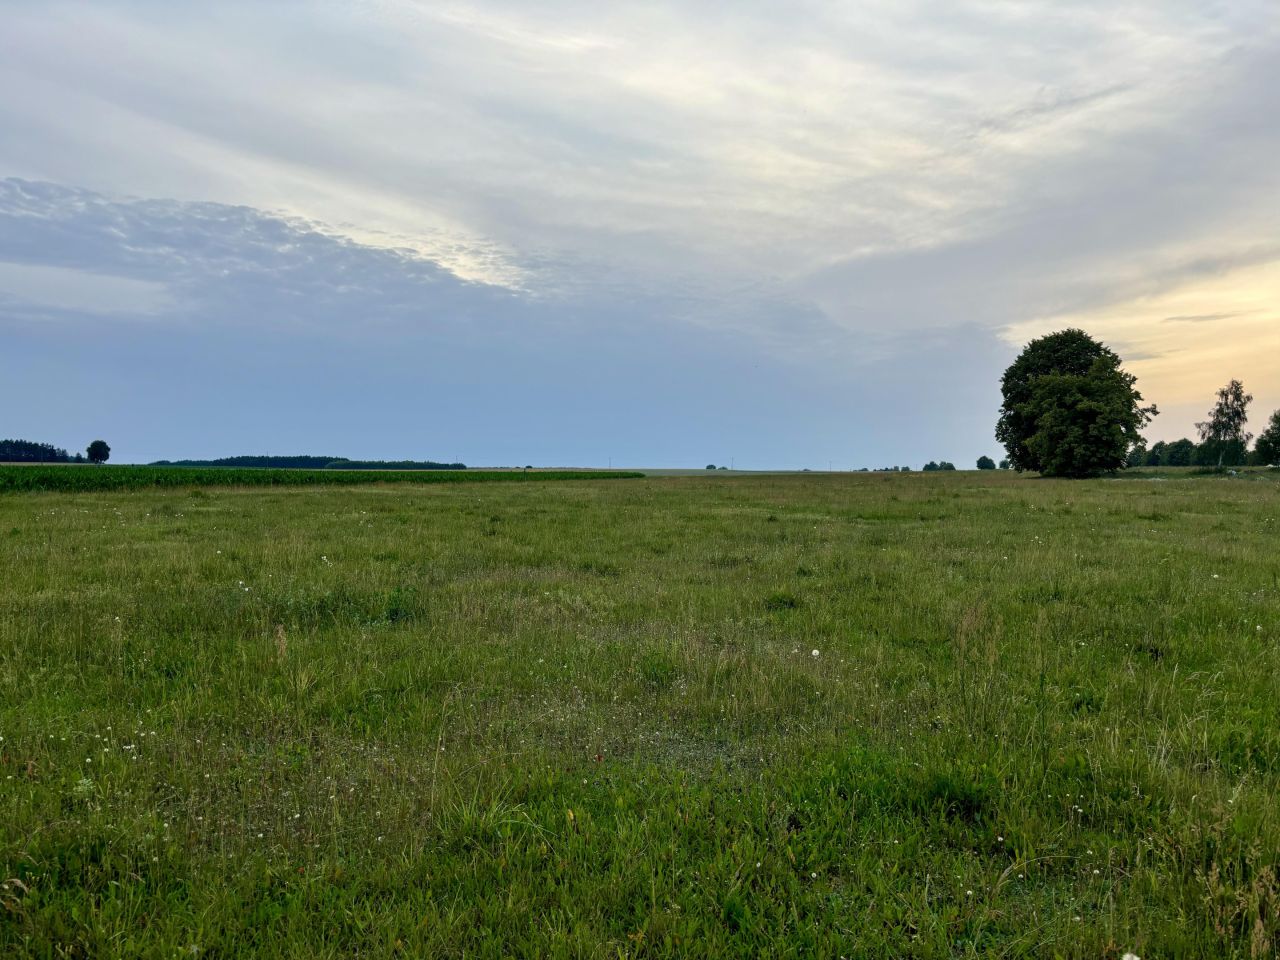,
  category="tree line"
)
[995,329,1278,477]
[150,456,467,470]
[1,439,109,464]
